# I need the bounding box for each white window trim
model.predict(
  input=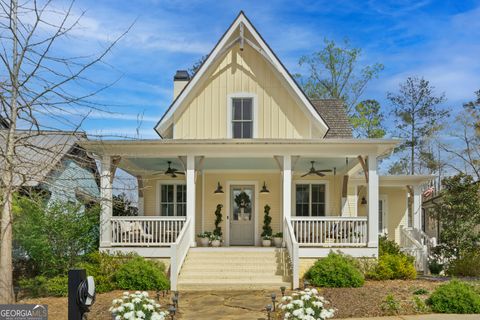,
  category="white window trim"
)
[226,93,258,139]
[156,180,186,216]
[293,180,330,216]
[379,194,388,235]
